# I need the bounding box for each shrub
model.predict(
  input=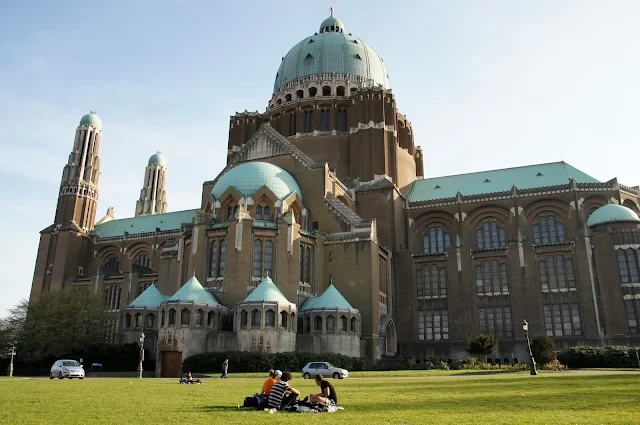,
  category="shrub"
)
[466,334,498,362]
[540,359,566,371]
[531,334,557,365]
[557,346,640,369]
